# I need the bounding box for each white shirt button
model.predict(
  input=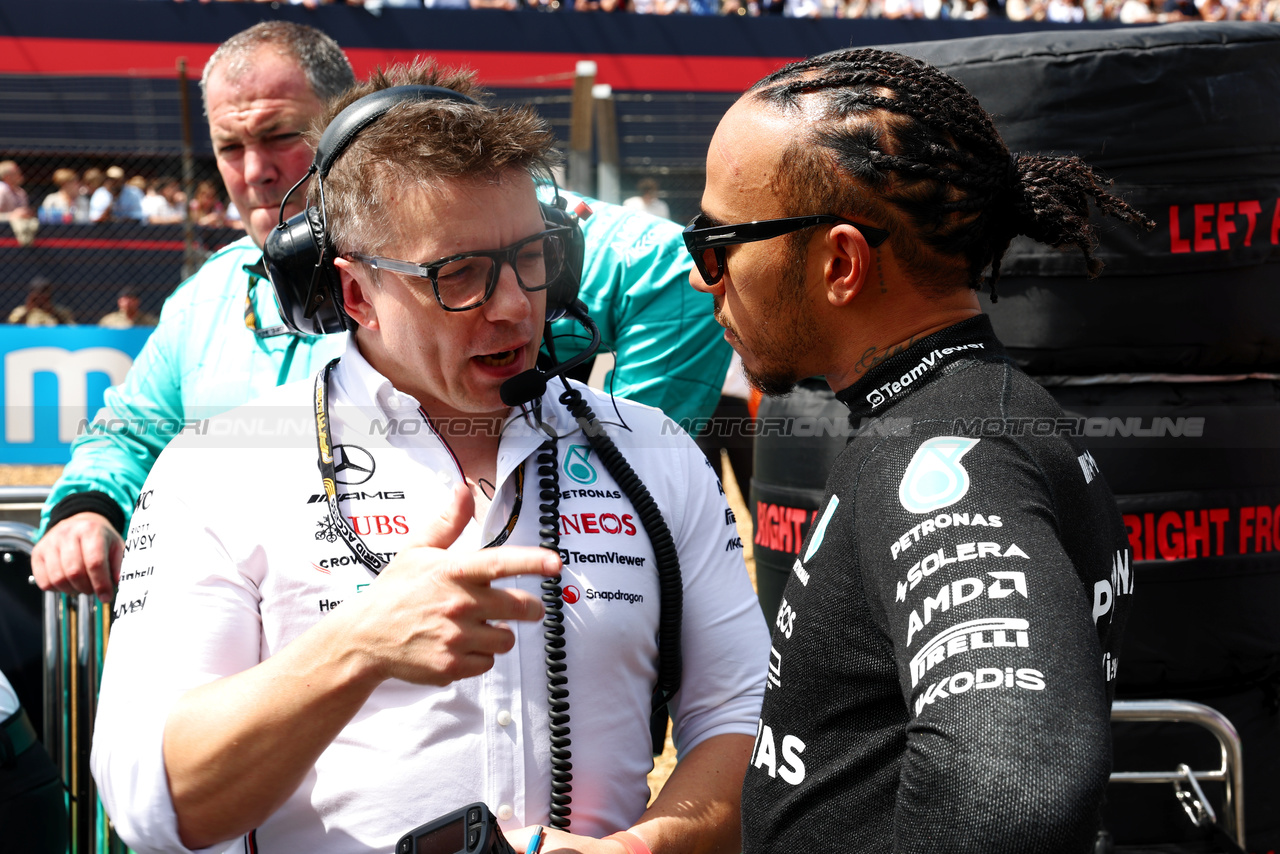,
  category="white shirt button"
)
[496,709,512,727]
[497,804,513,821]
[384,393,402,412]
